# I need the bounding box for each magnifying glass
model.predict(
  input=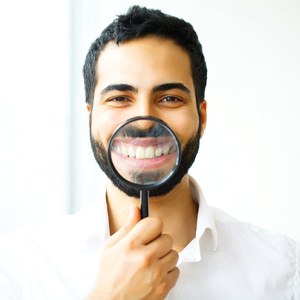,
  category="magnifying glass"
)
[108,116,181,218]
